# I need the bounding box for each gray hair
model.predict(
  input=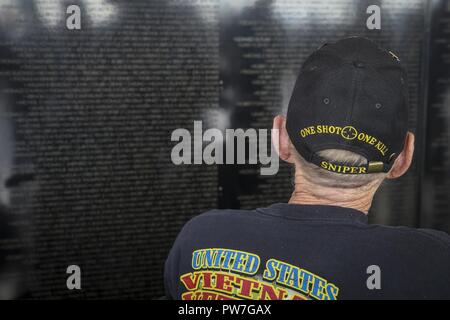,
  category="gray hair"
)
[295,149,387,188]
